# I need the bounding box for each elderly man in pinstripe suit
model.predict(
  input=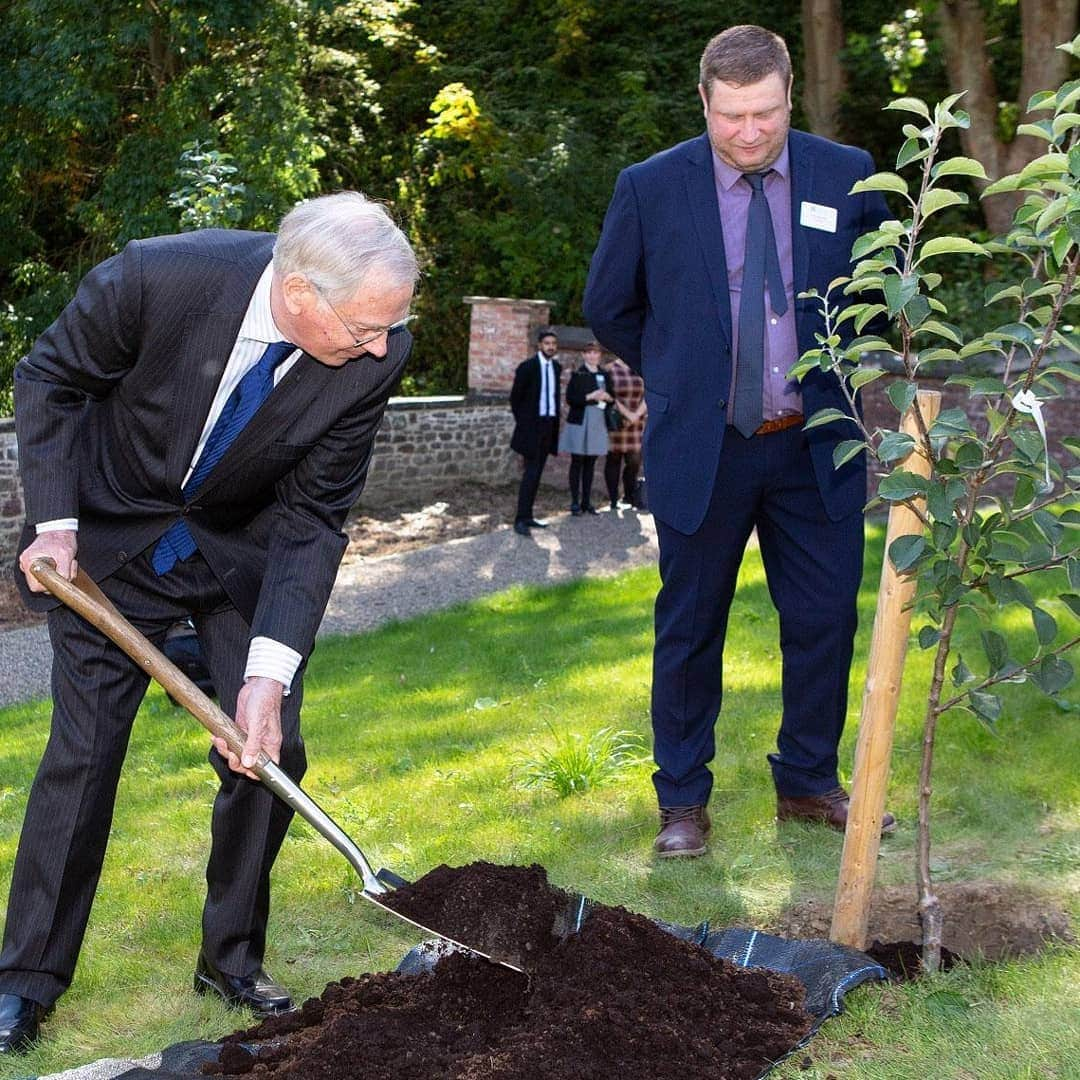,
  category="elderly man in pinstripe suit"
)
[0,192,418,1052]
